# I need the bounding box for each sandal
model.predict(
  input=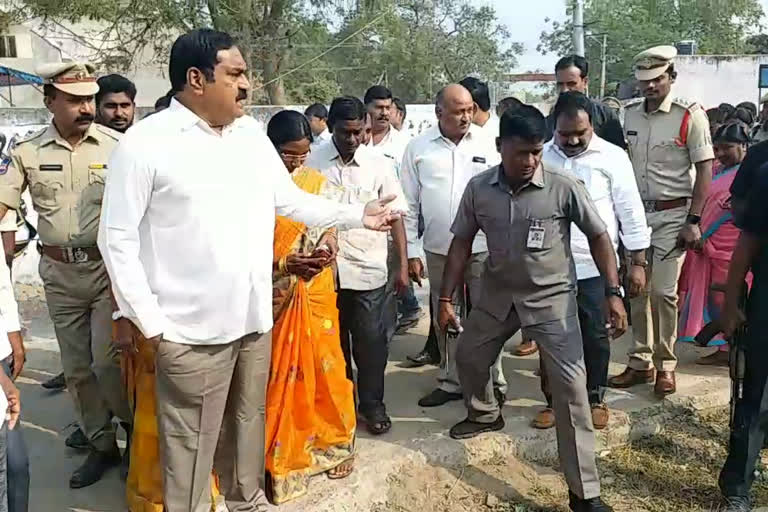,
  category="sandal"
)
[363,410,392,435]
[327,457,355,480]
